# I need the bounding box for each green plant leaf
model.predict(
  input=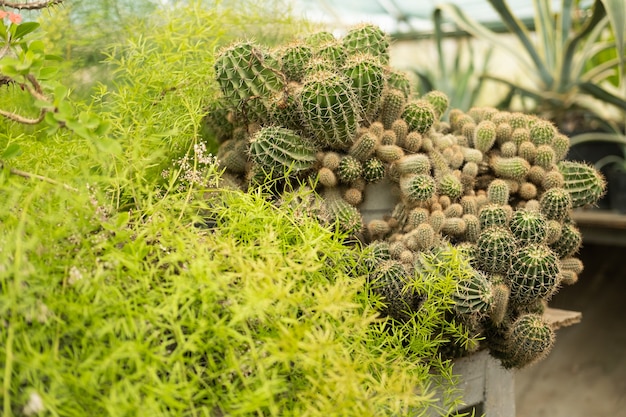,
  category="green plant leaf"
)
[2,143,22,160]
[600,0,626,77]
[11,22,40,41]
